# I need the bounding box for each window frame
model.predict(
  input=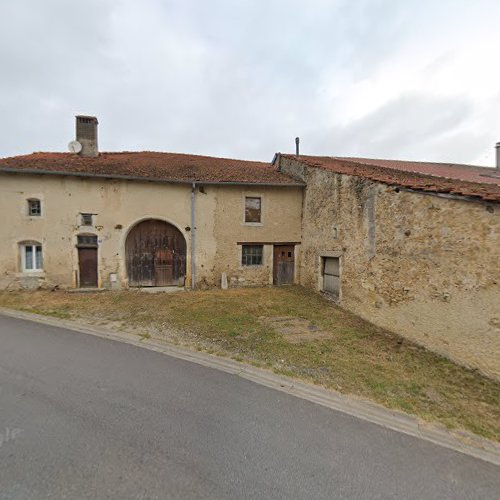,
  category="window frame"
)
[27,199,42,217]
[241,244,264,266]
[20,242,44,272]
[81,213,93,226]
[244,196,262,224]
